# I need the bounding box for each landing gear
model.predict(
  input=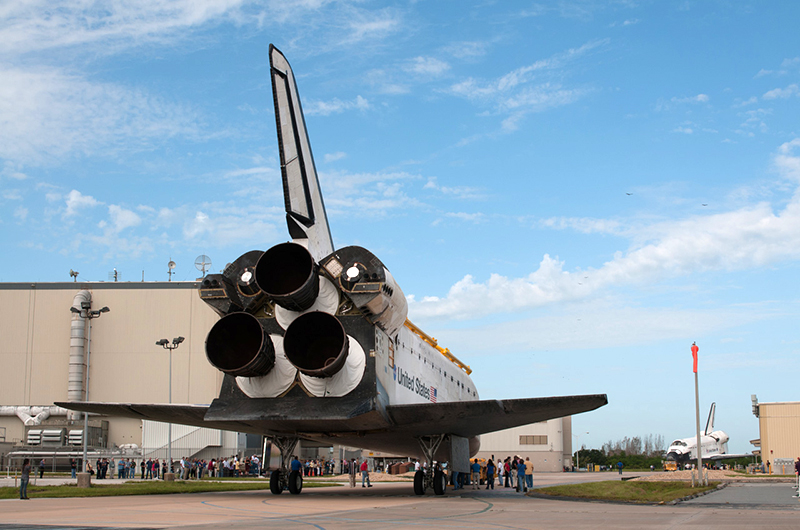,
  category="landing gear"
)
[413,434,448,496]
[288,470,303,494]
[267,436,299,495]
[413,470,425,495]
[433,470,447,495]
[270,470,282,495]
